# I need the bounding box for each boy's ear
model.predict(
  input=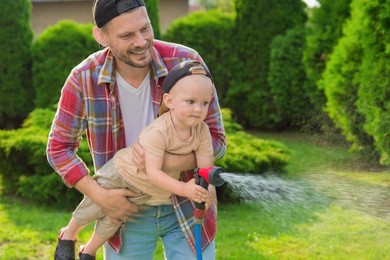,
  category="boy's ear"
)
[163,93,173,109]
[158,93,172,116]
